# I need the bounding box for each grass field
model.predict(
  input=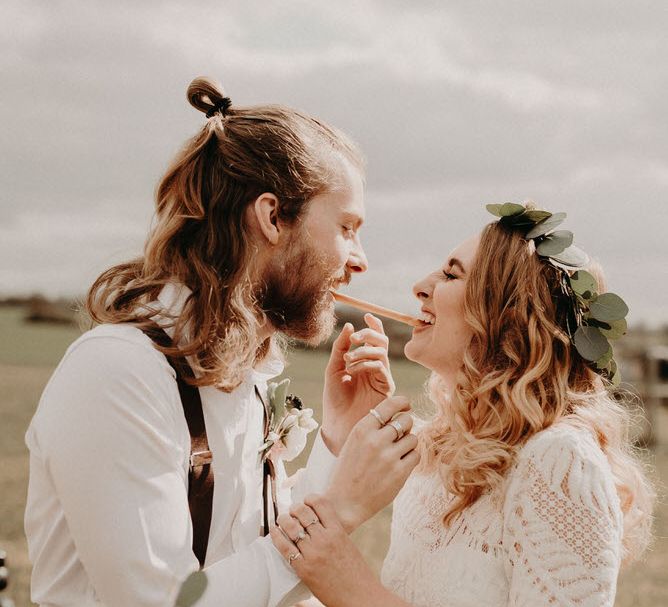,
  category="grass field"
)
[0,306,665,606]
